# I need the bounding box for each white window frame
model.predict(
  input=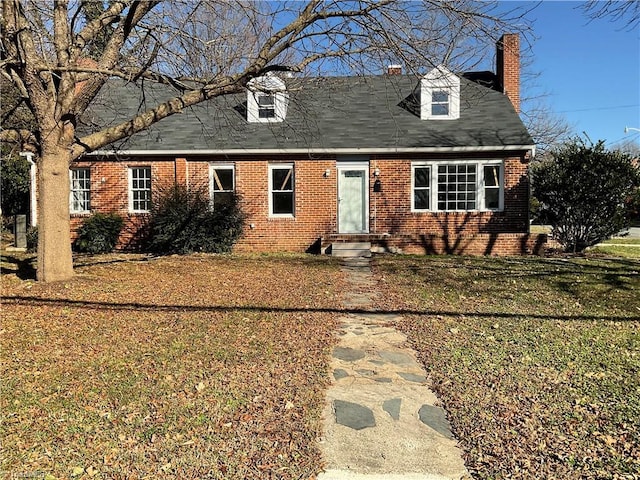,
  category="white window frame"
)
[411,160,504,212]
[482,163,504,211]
[411,164,431,211]
[69,168,91,213]
[257,92,276,119]
[420,65,460,120]
[268,163,295,217]
[209,164,235,208]
[128,166,152,213]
